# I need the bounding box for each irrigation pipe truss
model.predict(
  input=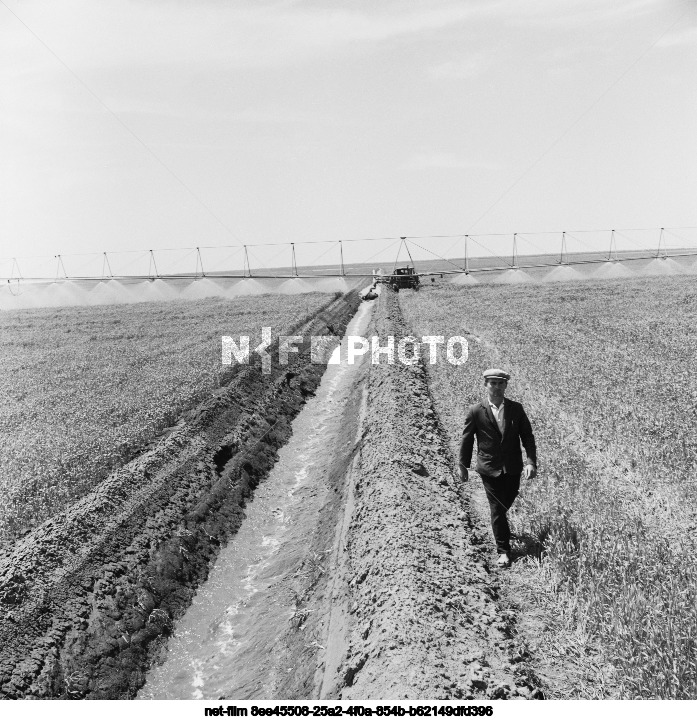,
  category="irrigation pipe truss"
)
[2,226,697,282]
